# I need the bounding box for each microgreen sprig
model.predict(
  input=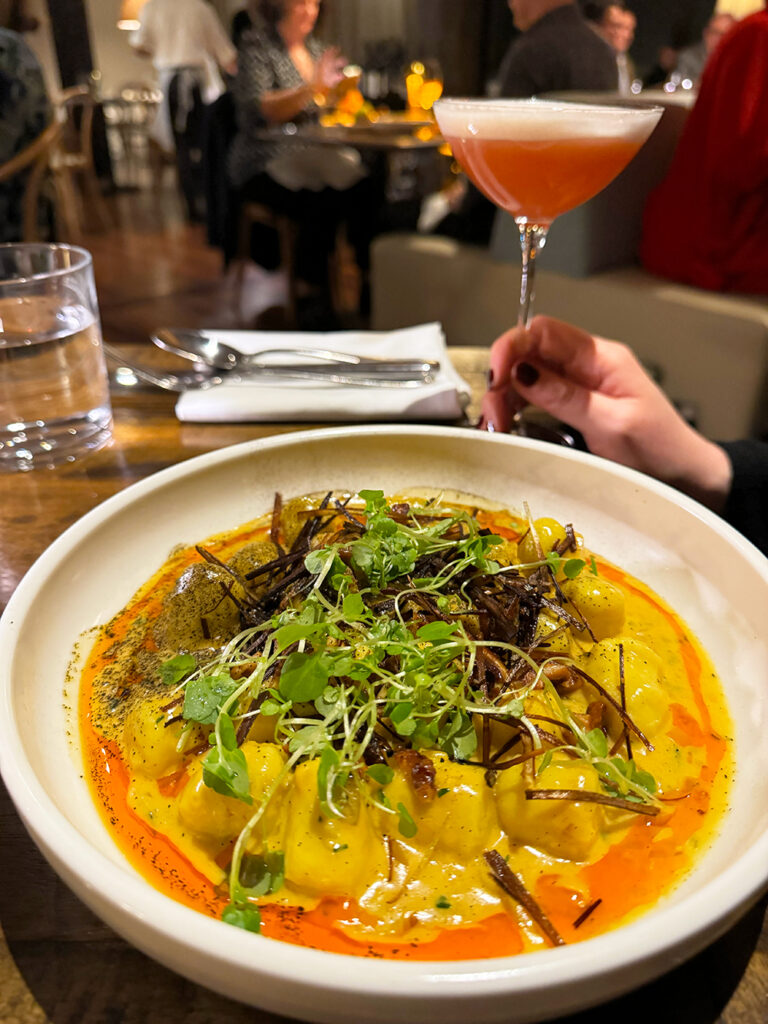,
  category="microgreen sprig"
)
[154,490,642,930]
